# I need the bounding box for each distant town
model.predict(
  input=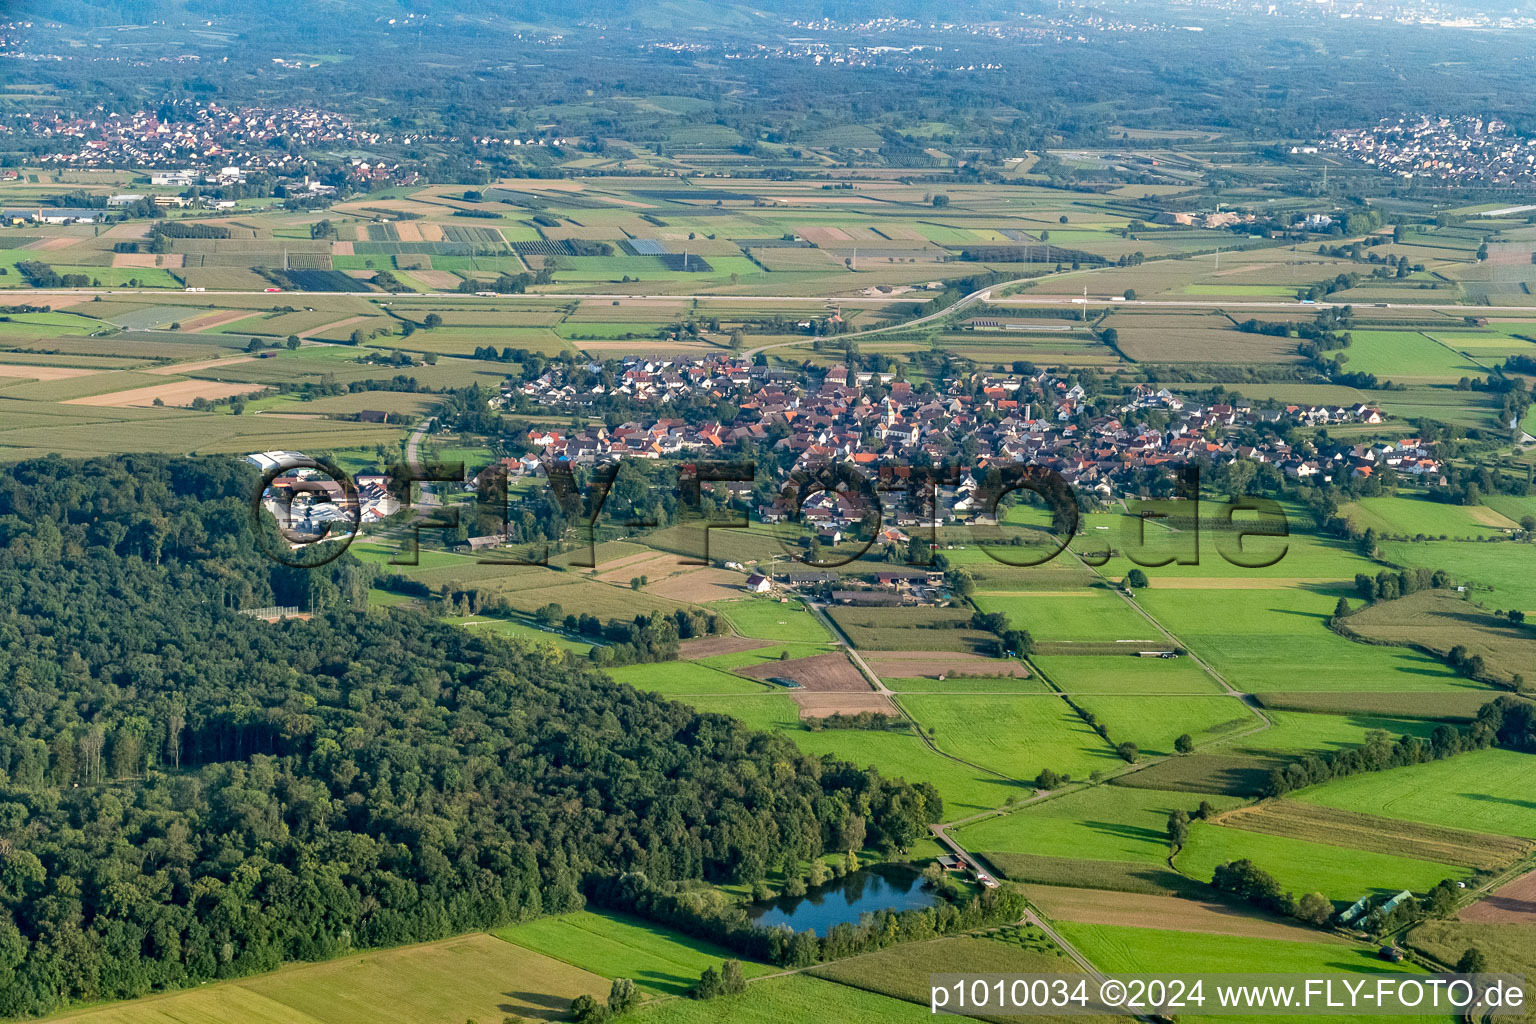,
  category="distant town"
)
[1324,115,1536,186]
